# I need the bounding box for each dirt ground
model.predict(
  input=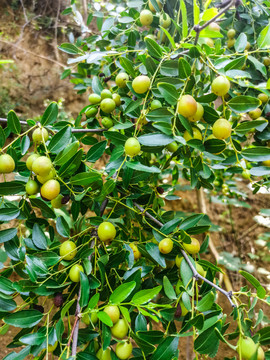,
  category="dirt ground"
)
[0,2,269,359]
